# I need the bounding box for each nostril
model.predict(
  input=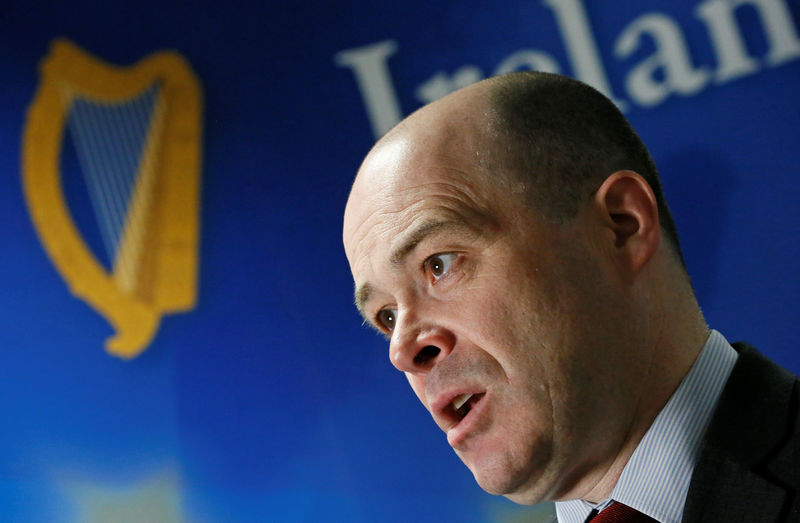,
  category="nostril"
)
[414,345,441,367]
